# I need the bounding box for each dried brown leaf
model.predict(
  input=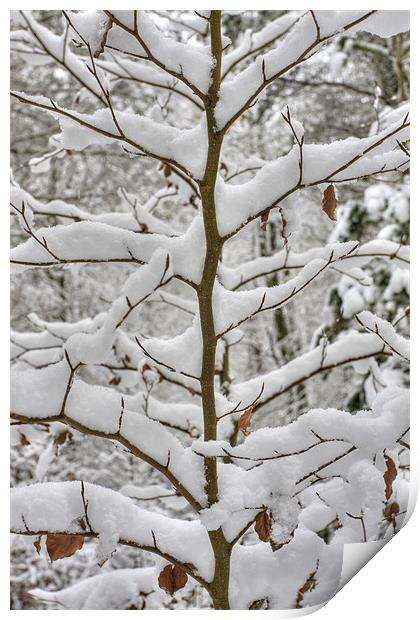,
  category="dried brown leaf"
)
[383,501,400,522]
[33,536,41,554]
[20,433,30,446]
[322,184,337,221]
[295,568,317,608]
[238,407,253,436]
[158,564,188,596]
[94,17,114,59]
[162,164,172,178]
[383,453,397,500]
[46,533,84,561]
[54,429,73,446]
[260,210,269,231]
[254,511,272,543]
